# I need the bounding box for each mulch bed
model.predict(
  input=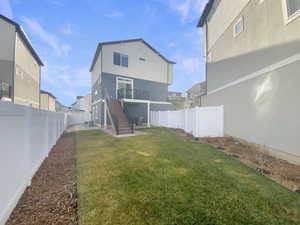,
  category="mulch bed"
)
[174,129,300,193]
[6,133,78,225]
